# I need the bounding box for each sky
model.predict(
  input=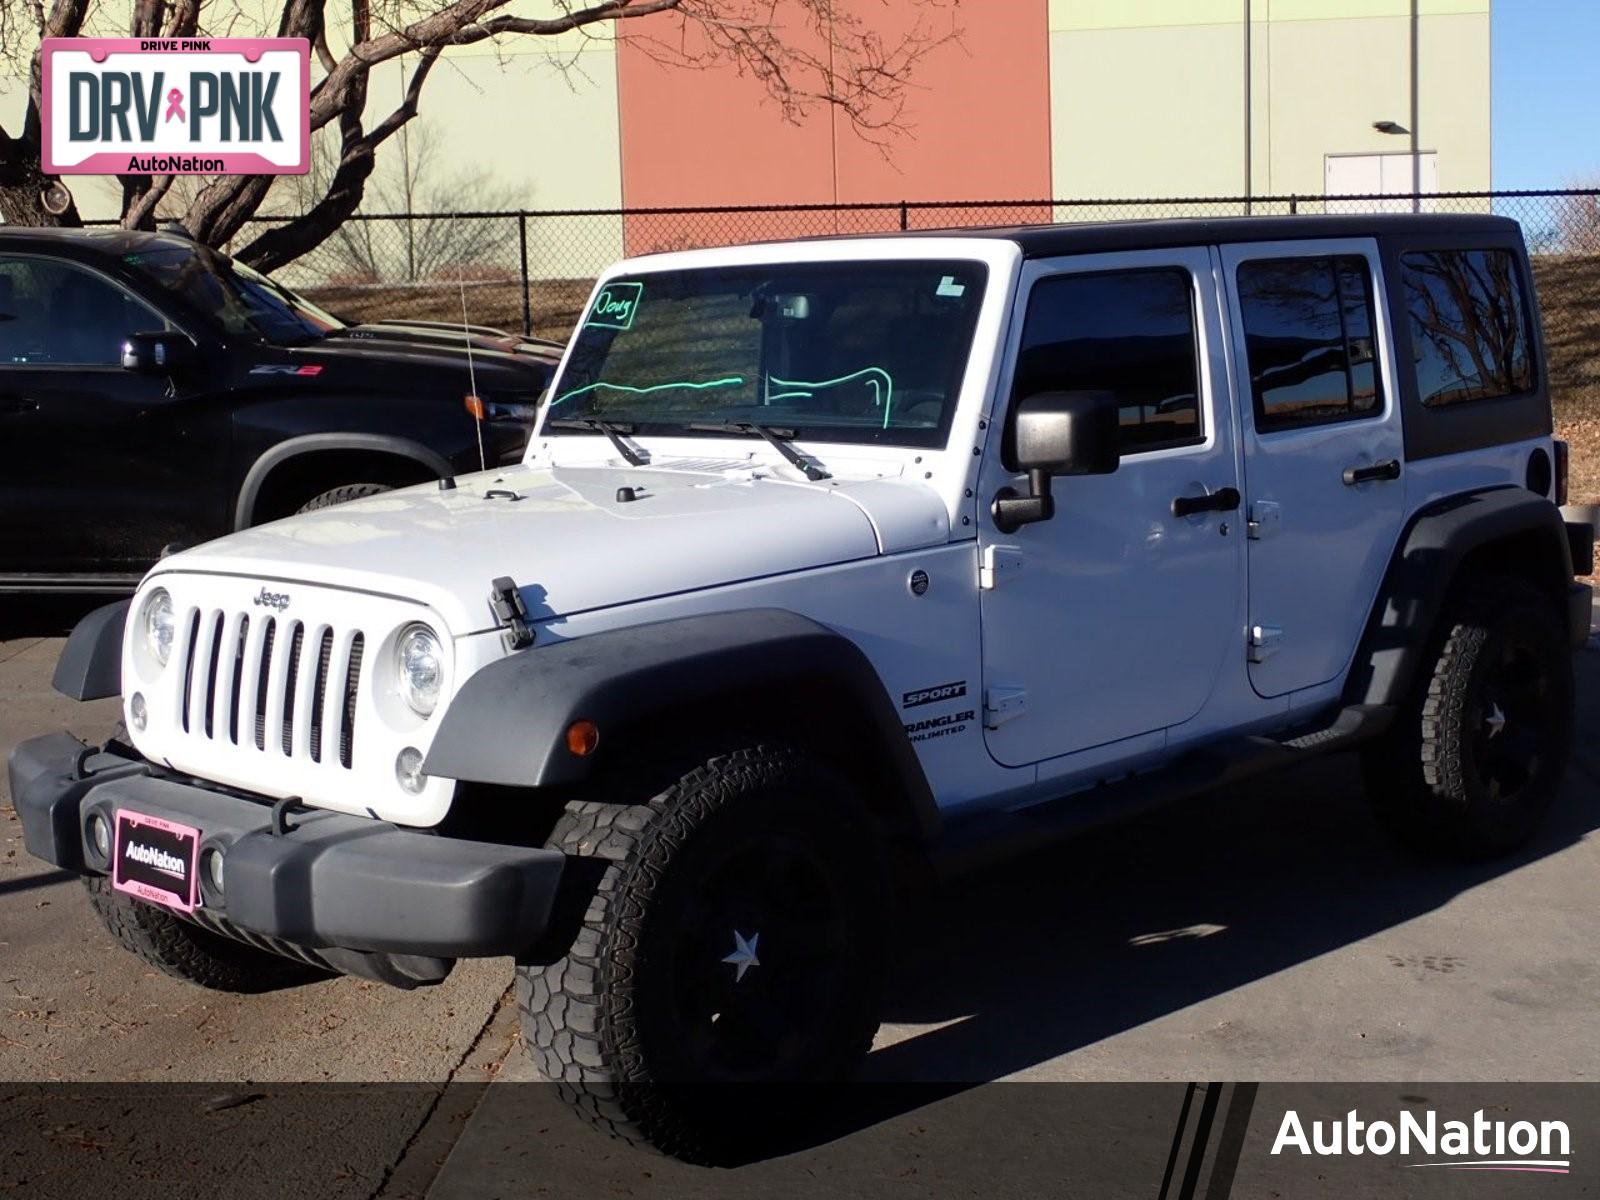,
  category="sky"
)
[1492,0,1600,189]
